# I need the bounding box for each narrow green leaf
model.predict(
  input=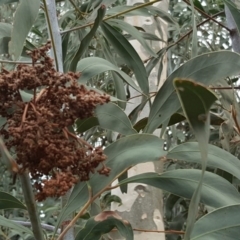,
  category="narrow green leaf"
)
[112,71,127,109]
[55,134,165,231]
[167,142,240,180]
[224,0,240,35]
[69,5,106,72]
[144,51,240,133]
[191,204,240,240]
[9,0,40,60]
[75,211,133,240]
[190,0,198,58]
[77,57,141,93]
[174,79,217,240]
[101,39,127,109]
[107,19,157,57]
[101,22,149,94]
[146,48,166,76]
[95,103,137,135]
[118,170,240,208]
[0,215,33,236]
[0,192,26,210]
